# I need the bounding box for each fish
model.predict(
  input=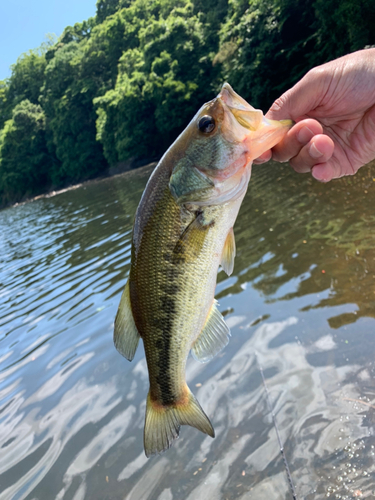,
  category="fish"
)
[114,83,292,457]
